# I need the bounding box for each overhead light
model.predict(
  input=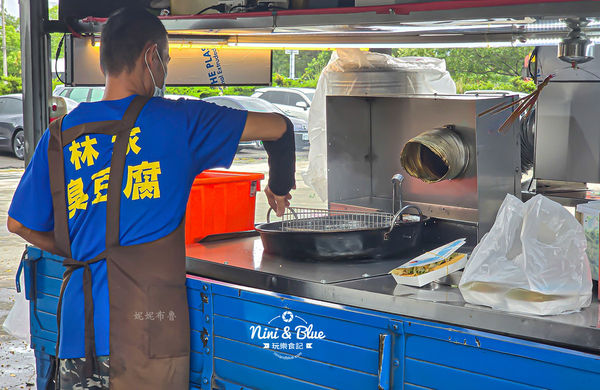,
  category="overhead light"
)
[515,38,562,46]
[525,21,567,31]
[227,41,514,49]
[90,37,229,48]
[169,38,229,49]
[365,23,513,33]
